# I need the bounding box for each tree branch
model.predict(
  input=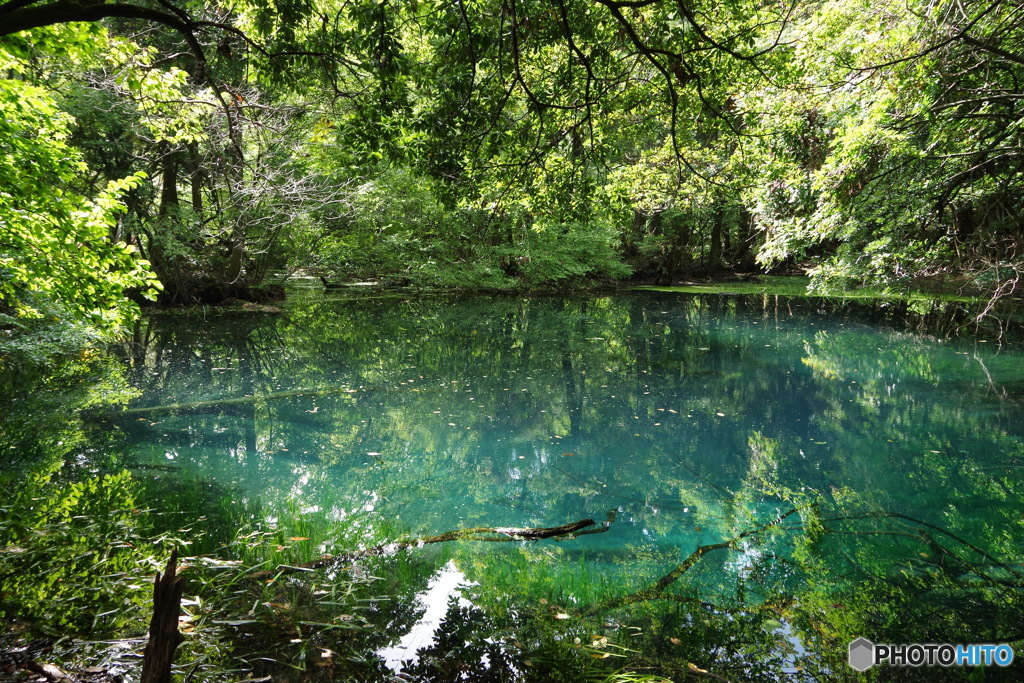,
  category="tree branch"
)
[3,2,193,38]
[961,33,1024,67]
[245,517,613,581]
[596,506,808,611]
